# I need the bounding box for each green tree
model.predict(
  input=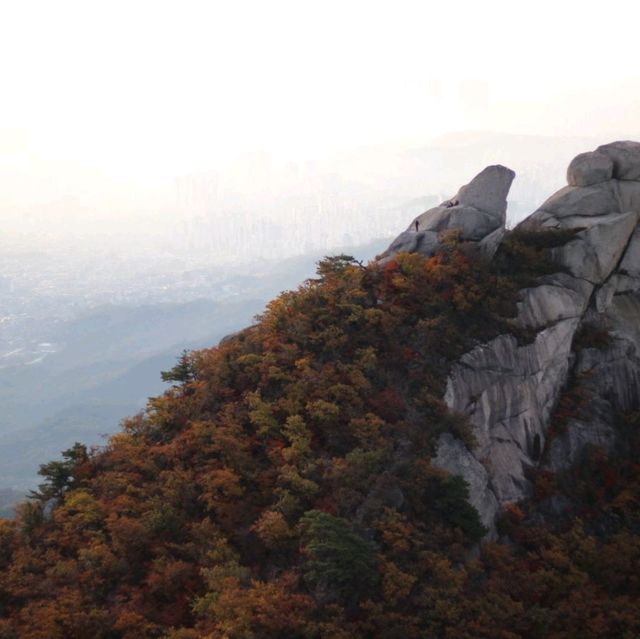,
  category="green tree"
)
[161,349,196,385]
[430,475,487,542]
[299,510,378,602]
[314,254,361,281]
[30,442,88,501]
